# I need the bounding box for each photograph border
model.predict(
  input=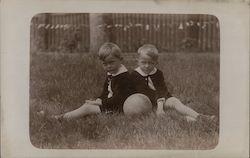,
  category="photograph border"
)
[1,0,249,157]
